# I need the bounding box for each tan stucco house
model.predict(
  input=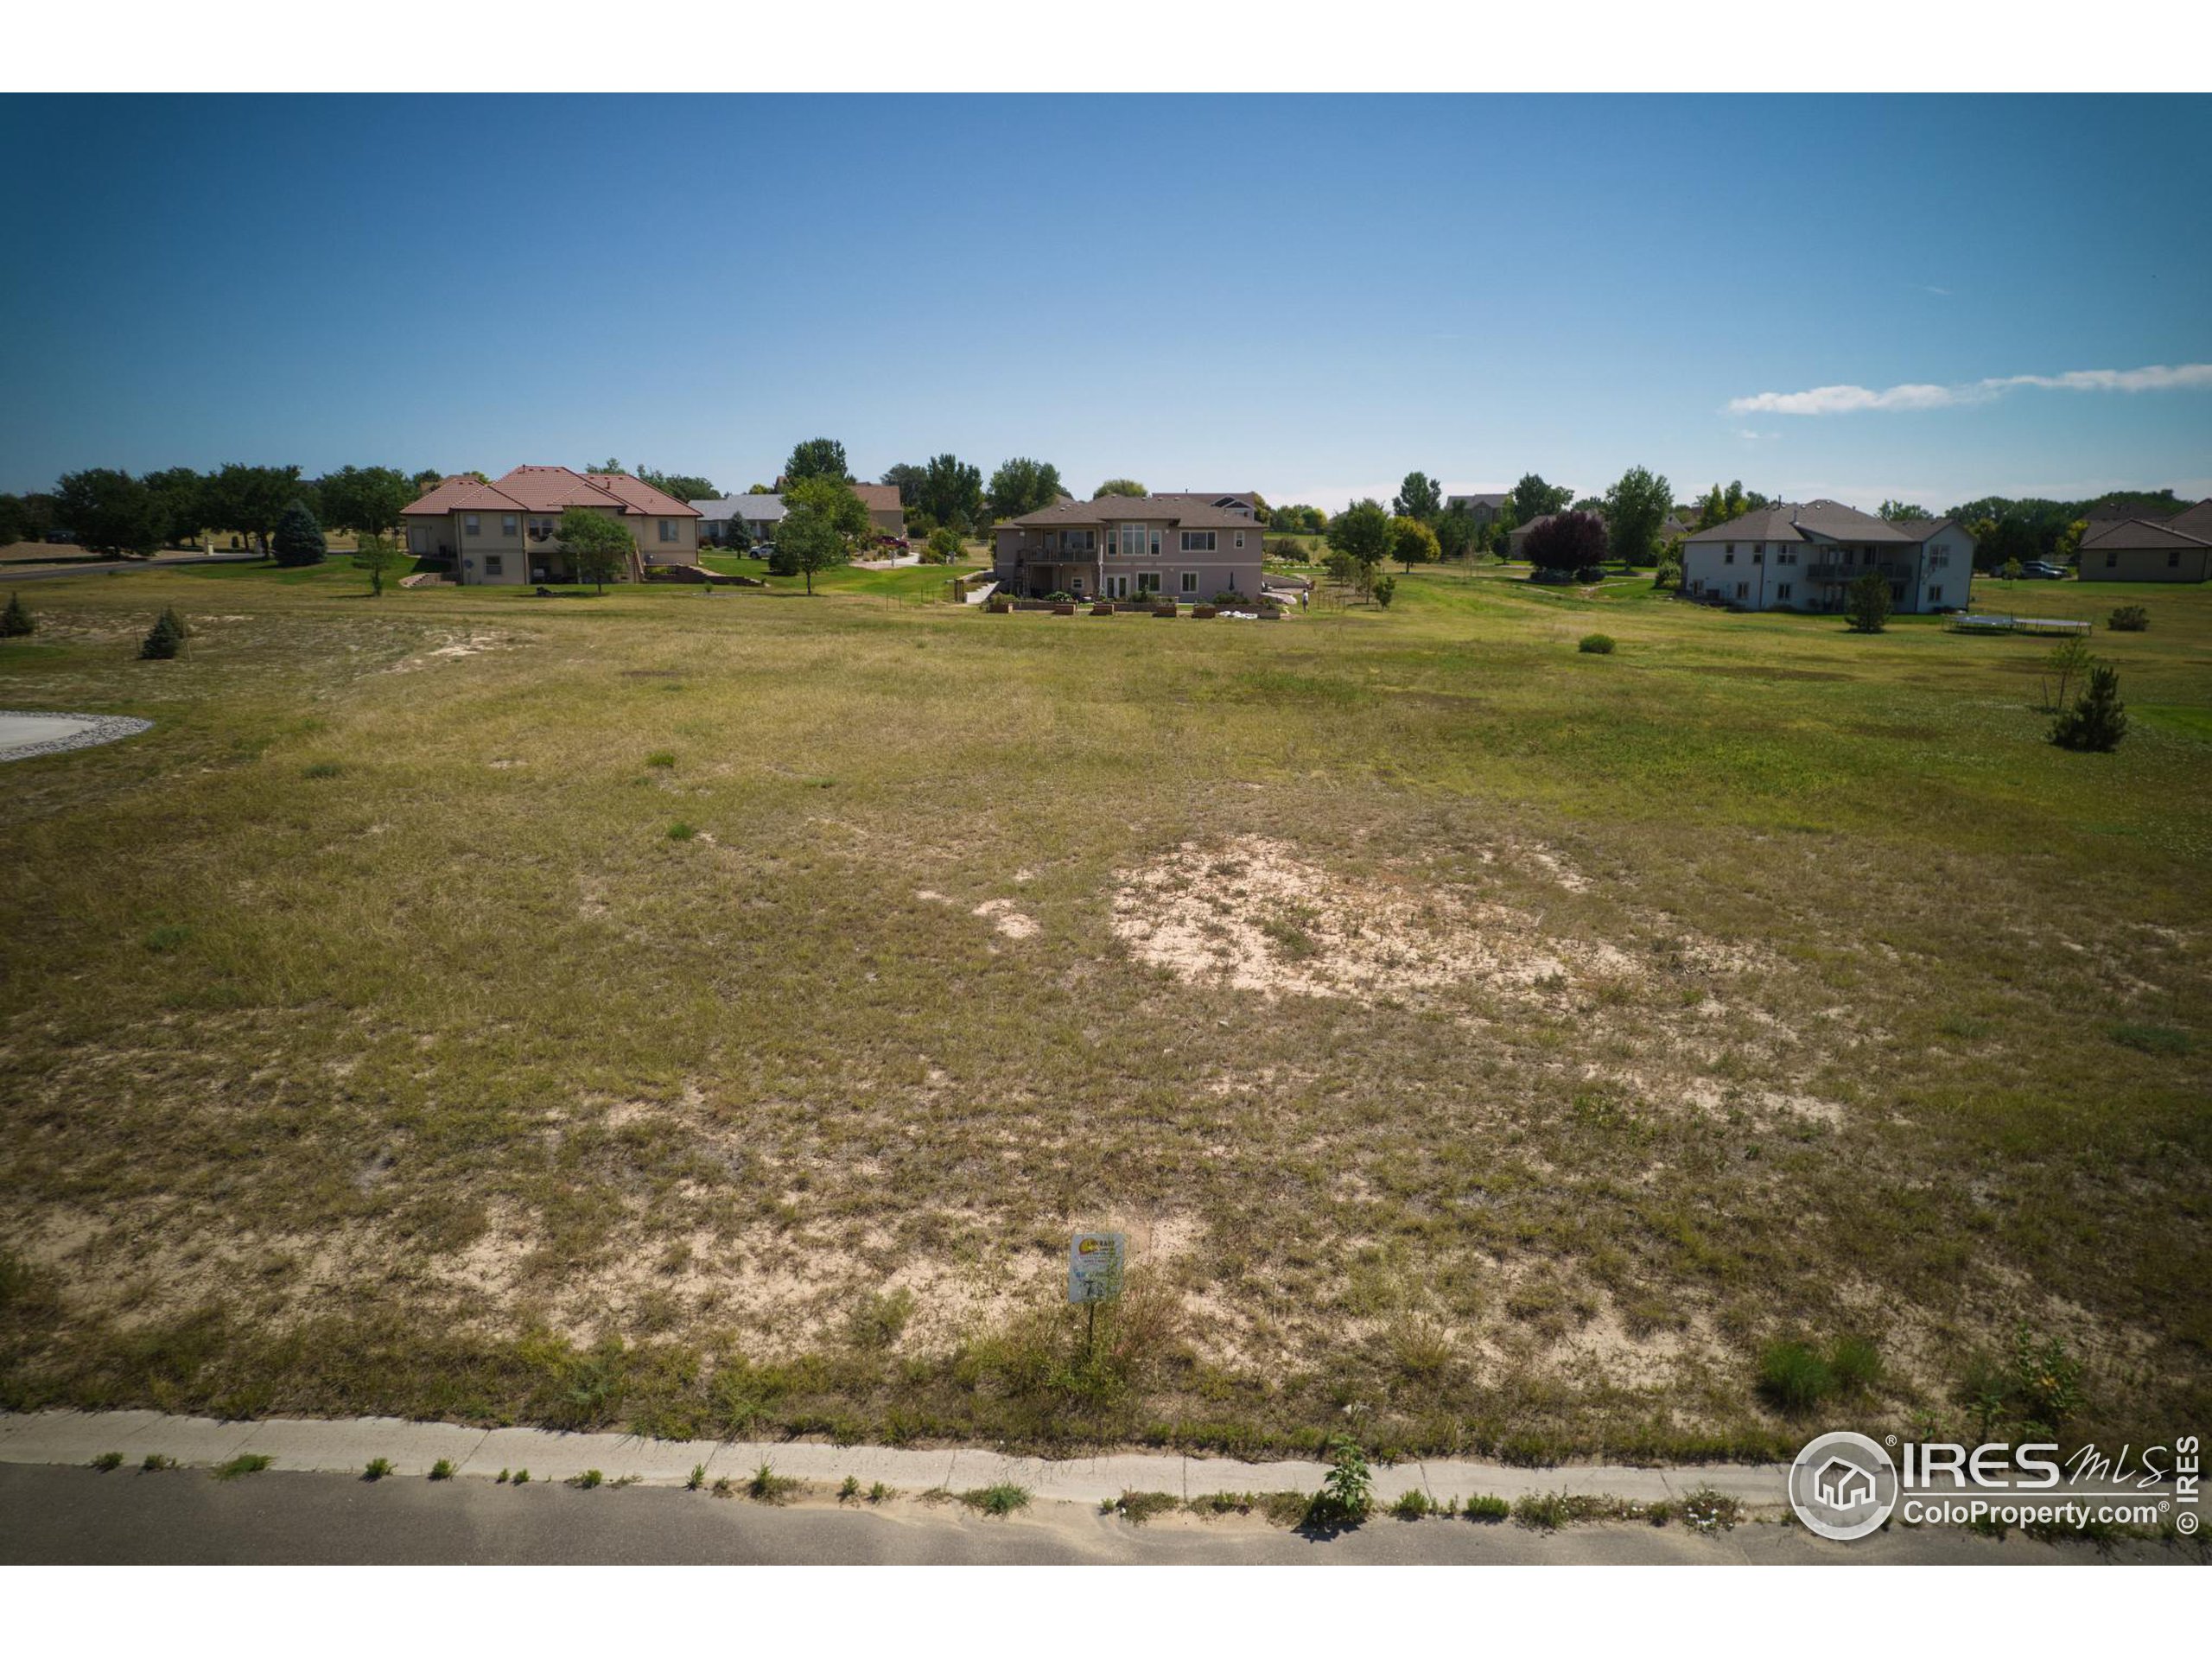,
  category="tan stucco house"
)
[2079,500,2212,582]
[403,467,701,586]
[993,495,1265,601]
